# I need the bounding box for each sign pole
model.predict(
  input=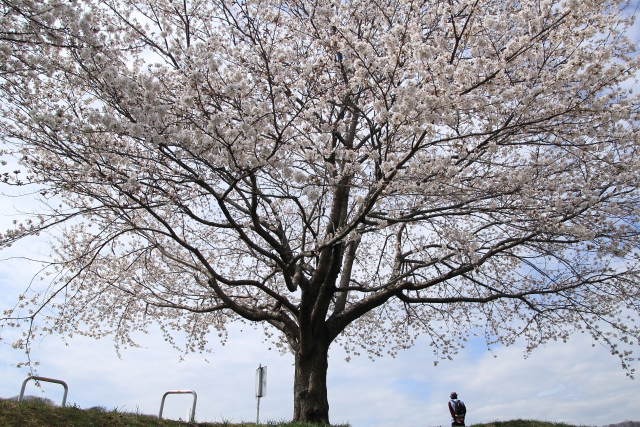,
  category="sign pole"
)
[256,392,261,425]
